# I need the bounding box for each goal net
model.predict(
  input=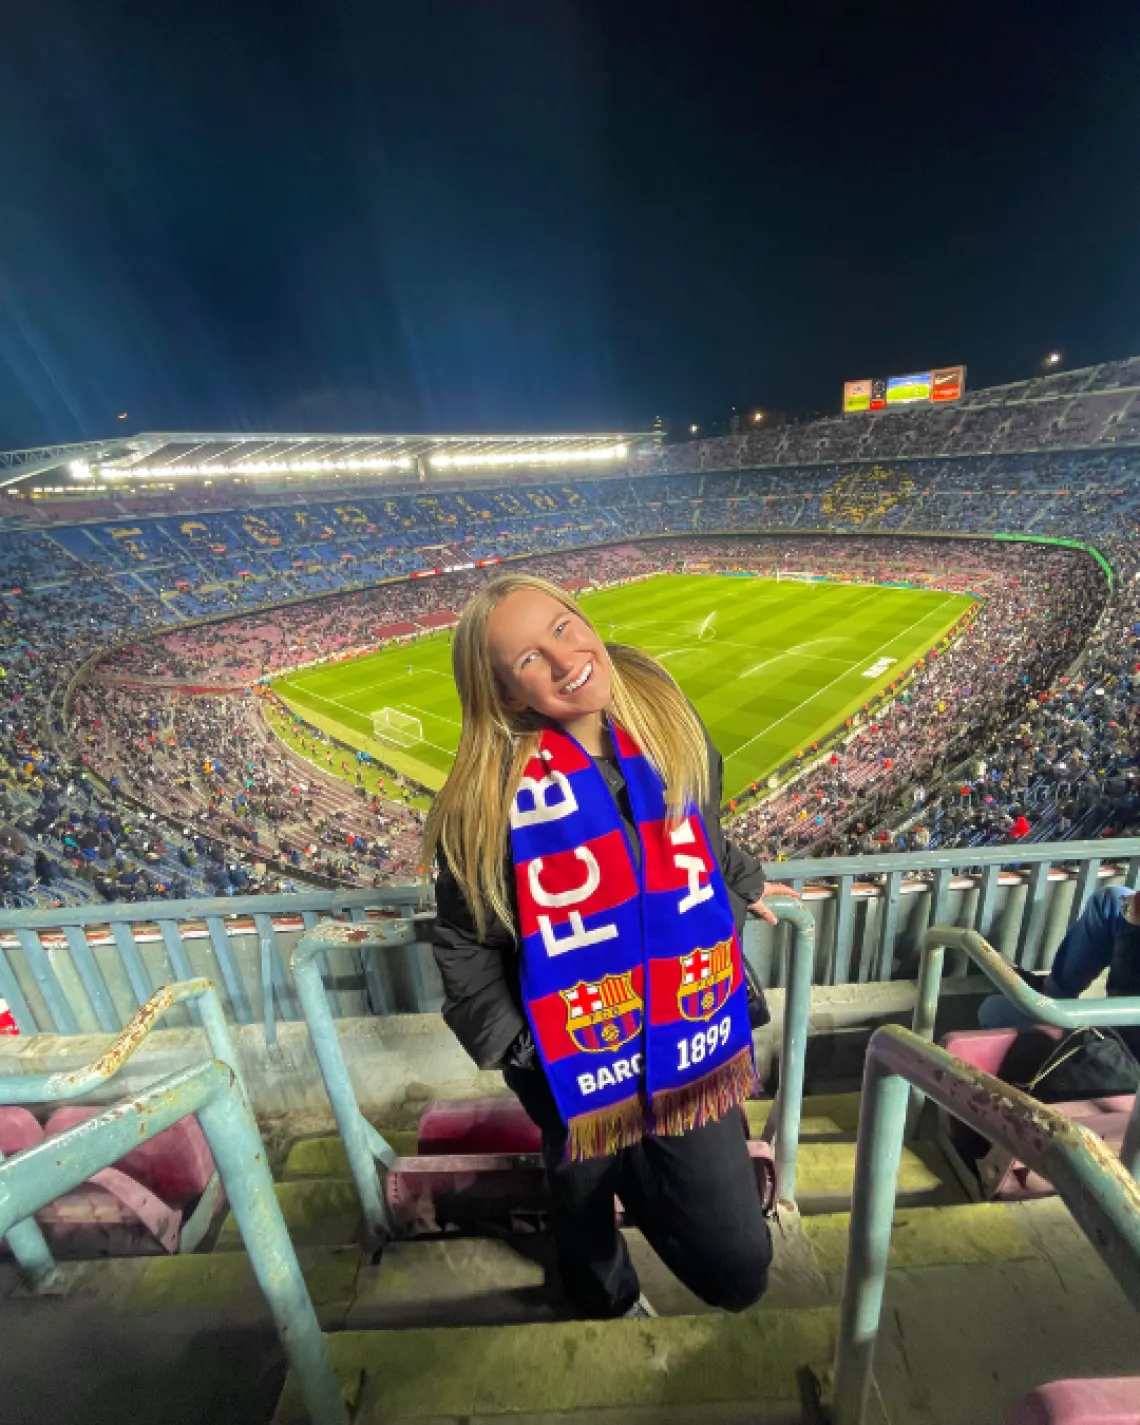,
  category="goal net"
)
[775,570,818,584]
[371,707,423,747]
